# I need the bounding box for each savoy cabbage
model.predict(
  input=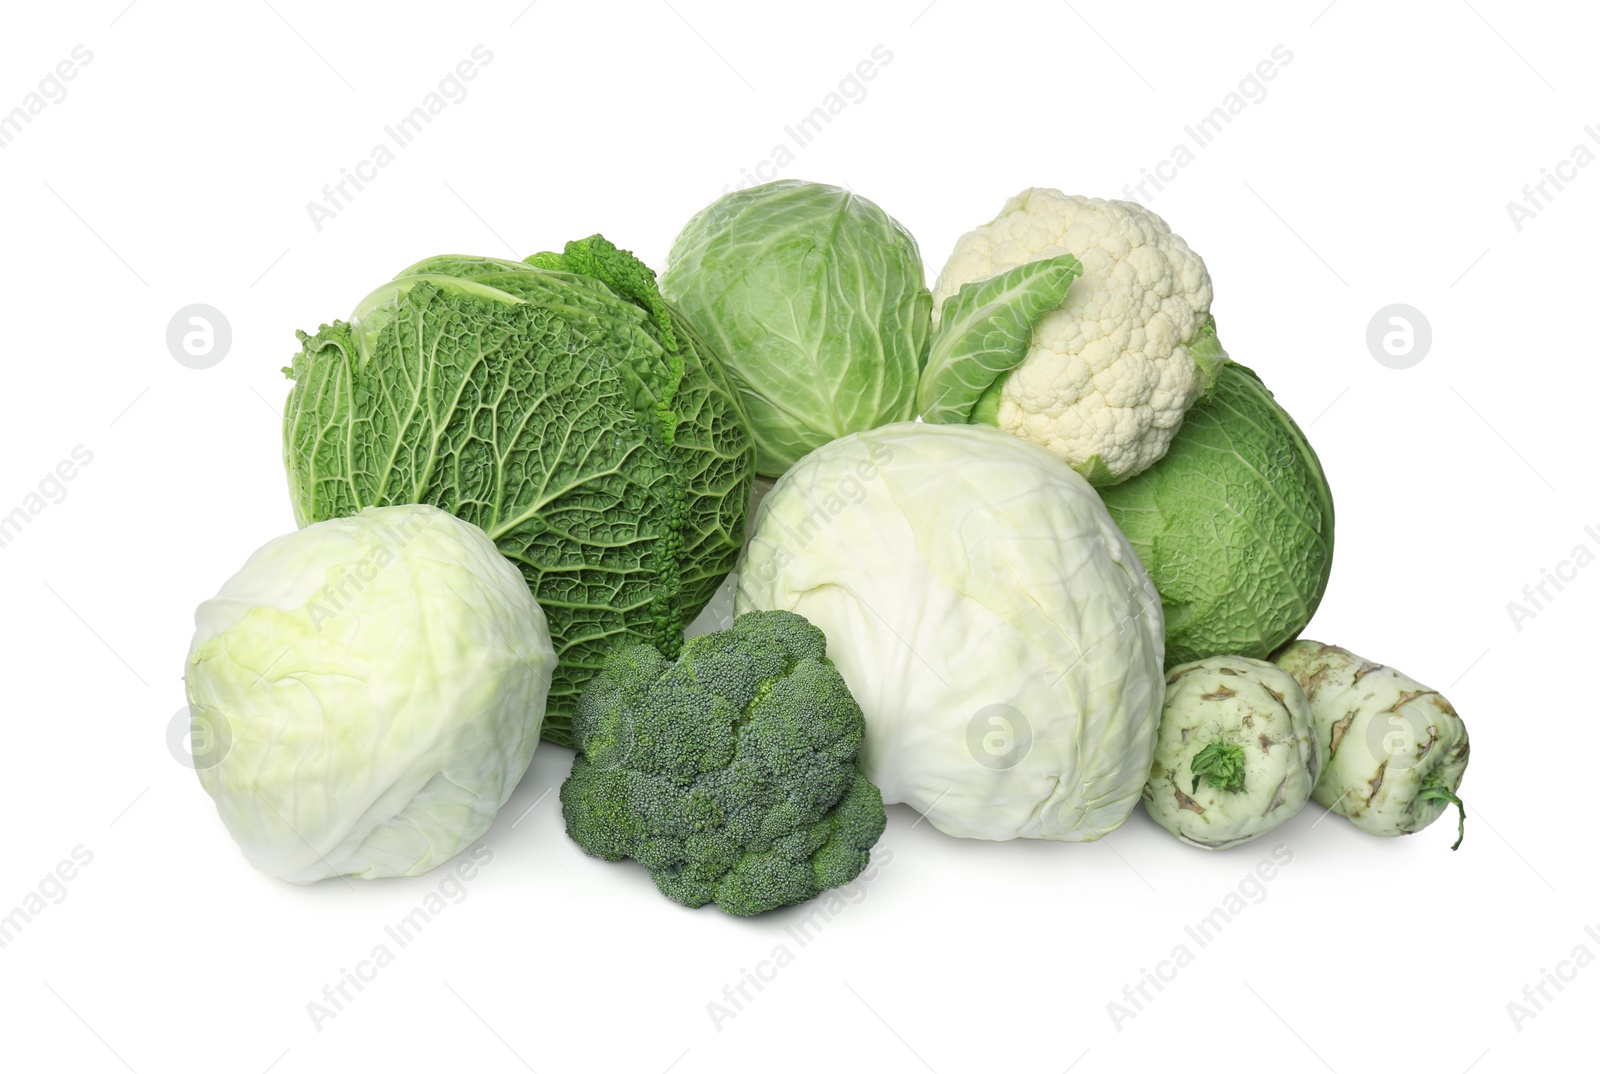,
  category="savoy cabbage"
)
[283,237,754,746]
